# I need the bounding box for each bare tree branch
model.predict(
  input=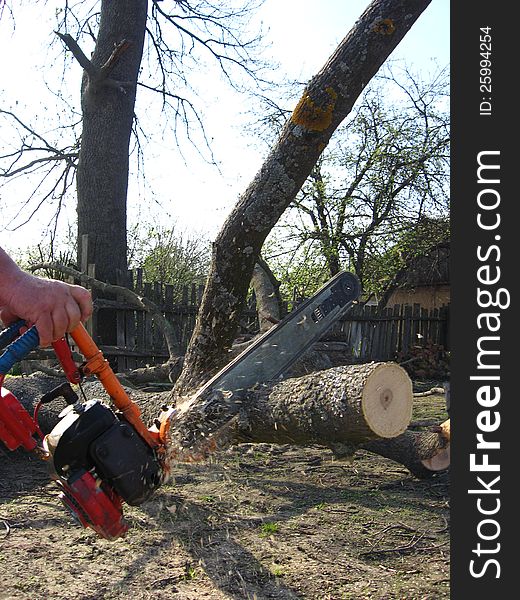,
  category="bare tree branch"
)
[55,31,96,75]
